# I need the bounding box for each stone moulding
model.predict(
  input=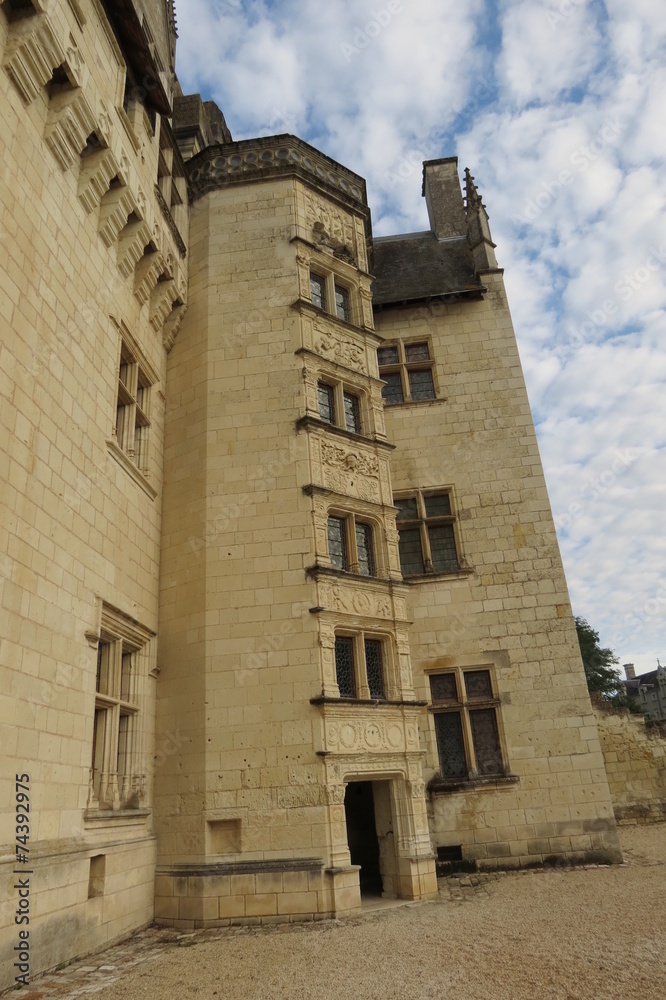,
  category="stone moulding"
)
[2,13,65,104]
[186,135,370,225]
[44,88,97,170]
[156,858,324,877]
